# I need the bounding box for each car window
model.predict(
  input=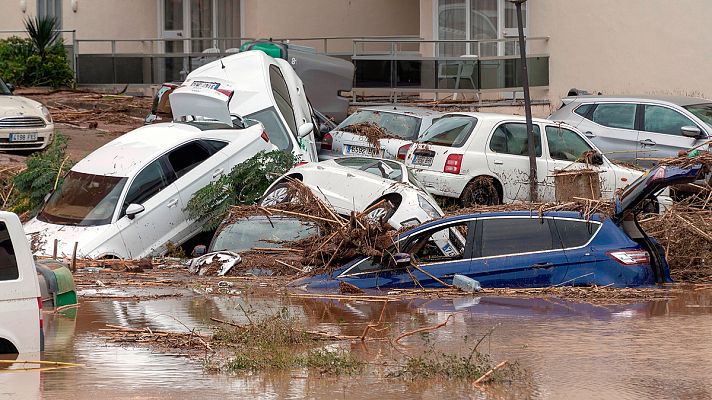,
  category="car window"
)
[591,103,636,129]
[0,222,18,281]
[333,158,403,181]
[246,107,293,151]
[574,103,594,117]
[683,103,712,130]
[124,159,172,209]
[643,105,697,135]
[210,216,318,252]
[489,122,542,157]
[0,77,11,95]
[419,116,476,147]
[335,110,421,140]
[269,65,298,135]
[545,126,594,162]
[202,139,228,155]
[479,218,556,257]
[553,219,600,248]
[410,223,469,264]
[167,141,212,178]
